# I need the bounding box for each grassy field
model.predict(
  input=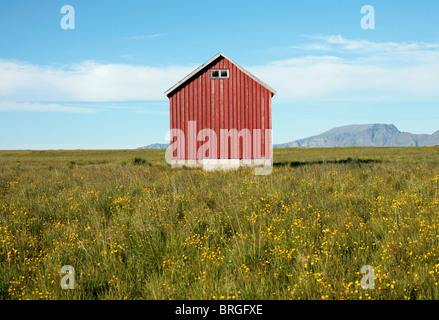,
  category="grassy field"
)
[1,146,439,300]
